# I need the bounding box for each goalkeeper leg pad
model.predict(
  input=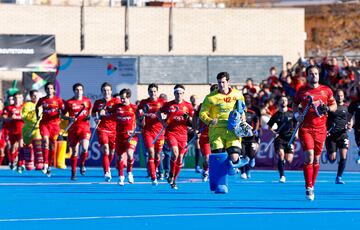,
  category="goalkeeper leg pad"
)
[209,152,228,194]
